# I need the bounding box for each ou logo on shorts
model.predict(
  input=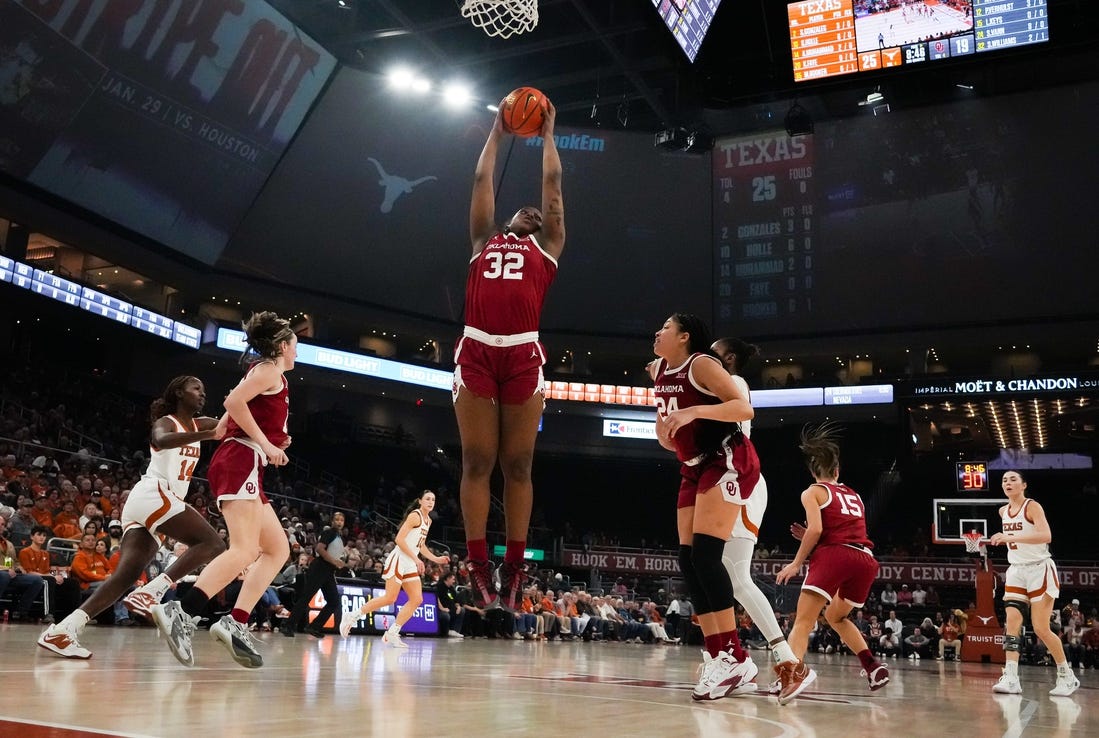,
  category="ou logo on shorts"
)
[246,482,256,494]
